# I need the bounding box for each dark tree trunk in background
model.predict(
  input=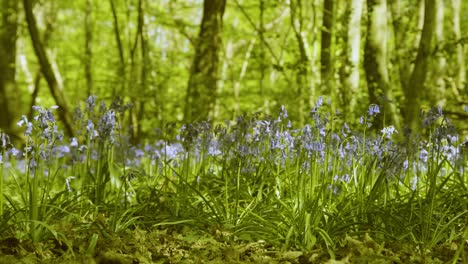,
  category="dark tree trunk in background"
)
[290,0,309,126]
[364,0,401,129]
[184,0,226,123]
[320,0,334,92]
[403,0,435,132]
[109,0,126,96]
[128,0,149,144]
[23,0,74,137]
[0,0,18,134]
[84,0,93,97]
